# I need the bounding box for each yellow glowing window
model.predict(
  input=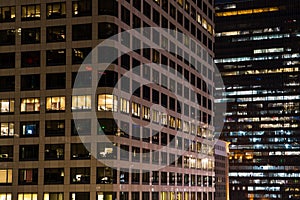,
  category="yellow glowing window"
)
[216,7,279,17]
[98,94,117,112]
